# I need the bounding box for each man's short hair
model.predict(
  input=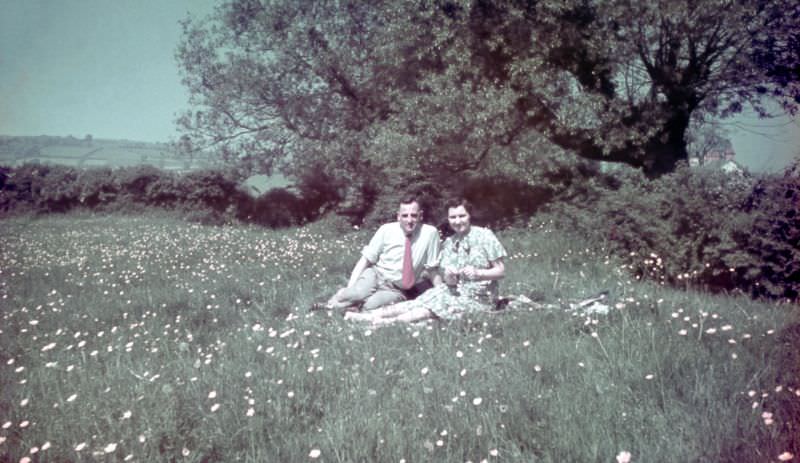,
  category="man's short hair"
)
[398,195,420,208]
